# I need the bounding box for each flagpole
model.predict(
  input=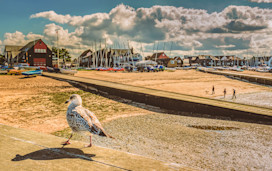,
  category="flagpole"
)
[56,30,59,68]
